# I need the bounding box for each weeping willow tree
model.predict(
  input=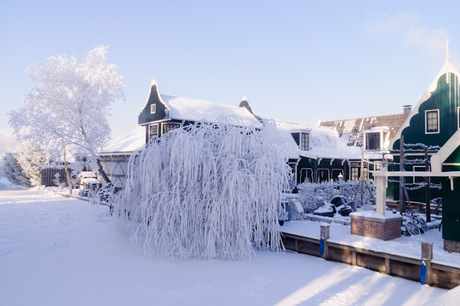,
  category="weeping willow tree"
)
[113,120,291,260]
